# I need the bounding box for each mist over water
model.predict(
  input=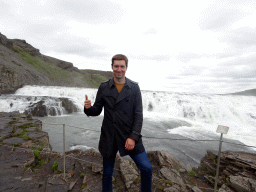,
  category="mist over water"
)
[1,85,256,166]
